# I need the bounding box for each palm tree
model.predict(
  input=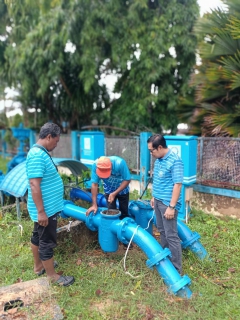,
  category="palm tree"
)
[179,0,240,136]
